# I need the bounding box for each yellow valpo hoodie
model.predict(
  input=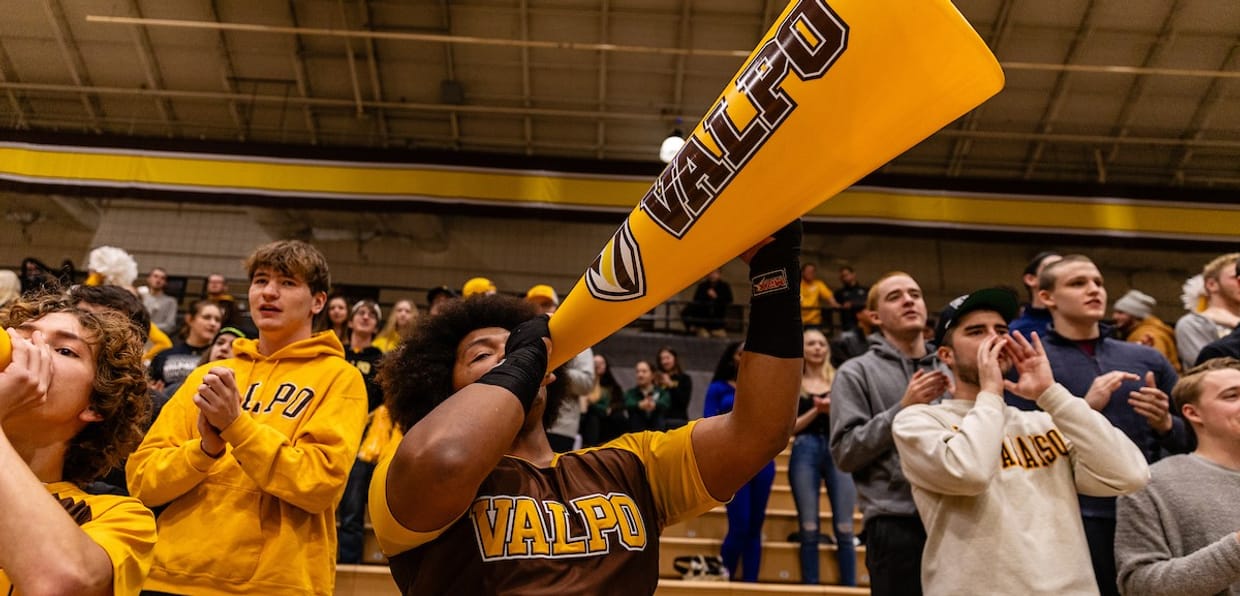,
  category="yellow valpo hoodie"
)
[126,331,368,596]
